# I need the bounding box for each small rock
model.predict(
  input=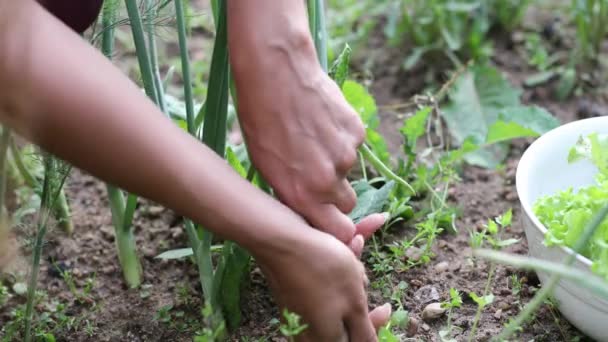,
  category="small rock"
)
[414,285,440,305]
[422,303,446,322]
[421,323,430,332]
[505,191,518,202]
[142,247,157,258]
[498,301,511,311]
[72,268,83,278]
[148,206,164,217]
[407,317,420,337]
[434,261,449,273]
[100,225,114,241]
[170,226,183,239]
[102,265,116,275]
[494,309,503,320]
